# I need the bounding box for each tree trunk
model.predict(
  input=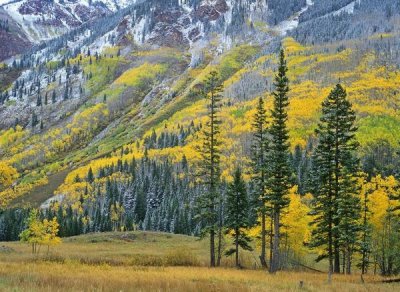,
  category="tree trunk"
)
[210,227,215,267]
[217,224,222,267]
[269,213,273,273]
[334,243,340,273]
[342,250,345,274]
[216,200,223,267]
[259,209,267,268]
[346,247,351,275]
[328,261,333,284]
[328,221,333,284]
[271,209,280,273]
